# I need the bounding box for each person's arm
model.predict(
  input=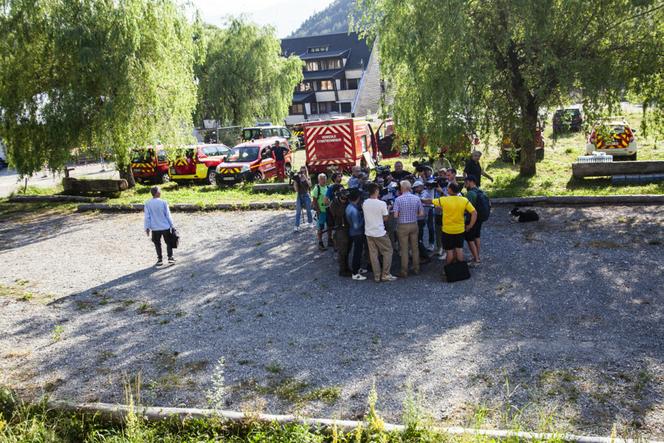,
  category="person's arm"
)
[144,205,151,236]
[349,208,362,232]
[482,170,494,181]
[312,186,320,213]
[293,178,299,193]
[417,200,425,218]
[466,210,477,231]
[164,202,175,229]
[392,199,400,219]
[382,203,389,222]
